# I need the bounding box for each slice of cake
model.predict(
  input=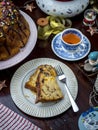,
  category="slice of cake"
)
[35,70,63,103]
[0,0,30,60]
[25,65,57,93]
[25,66,41,93]
[25,64,63,103]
